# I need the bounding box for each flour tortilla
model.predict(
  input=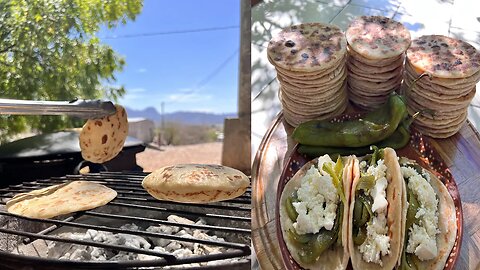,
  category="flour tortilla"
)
[398,158,457,270]
[347,45,404,66]
[407,35,480,79]
[348,148,404,270]
[6,181,117,219]
[346,16,411,60]
[279,157,352,270]
[142,164,249,203]
[268,23,347,72]
[79,104,128,164]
